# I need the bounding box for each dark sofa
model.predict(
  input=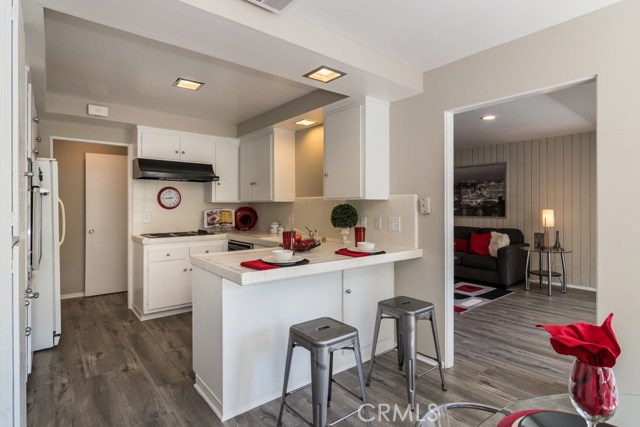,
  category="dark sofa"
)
[454,226,528,288]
